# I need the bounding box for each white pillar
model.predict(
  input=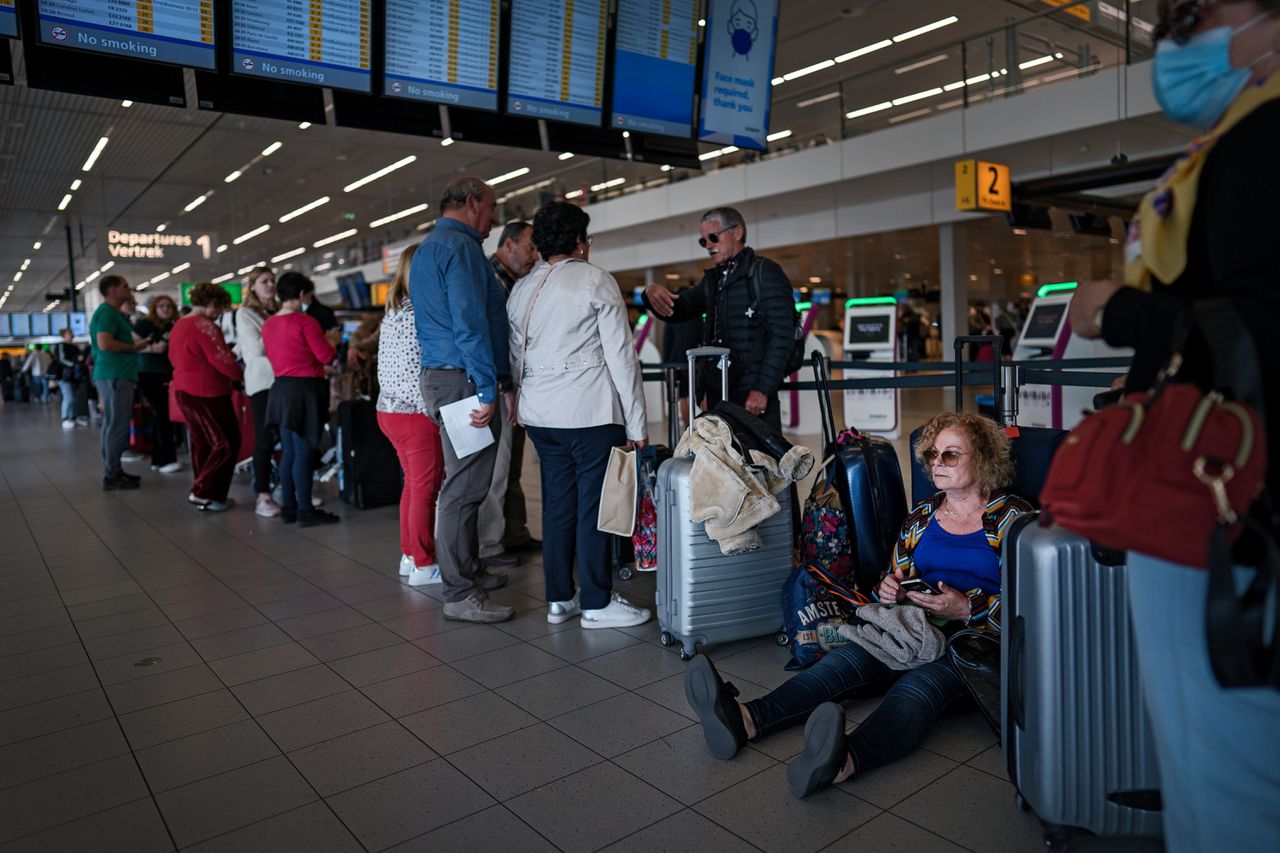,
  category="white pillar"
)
[939,223,969,370]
